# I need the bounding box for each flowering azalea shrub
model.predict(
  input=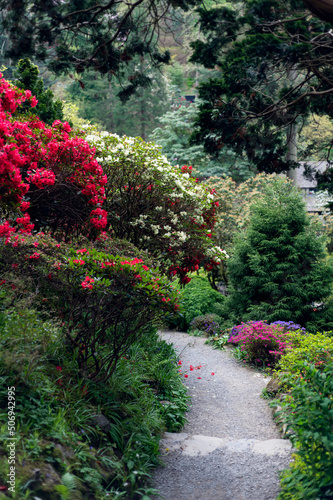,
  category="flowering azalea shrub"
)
[228,321,291,367]
[83,129,228,283]
[0,74,107,239]
[0,234,179,382]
